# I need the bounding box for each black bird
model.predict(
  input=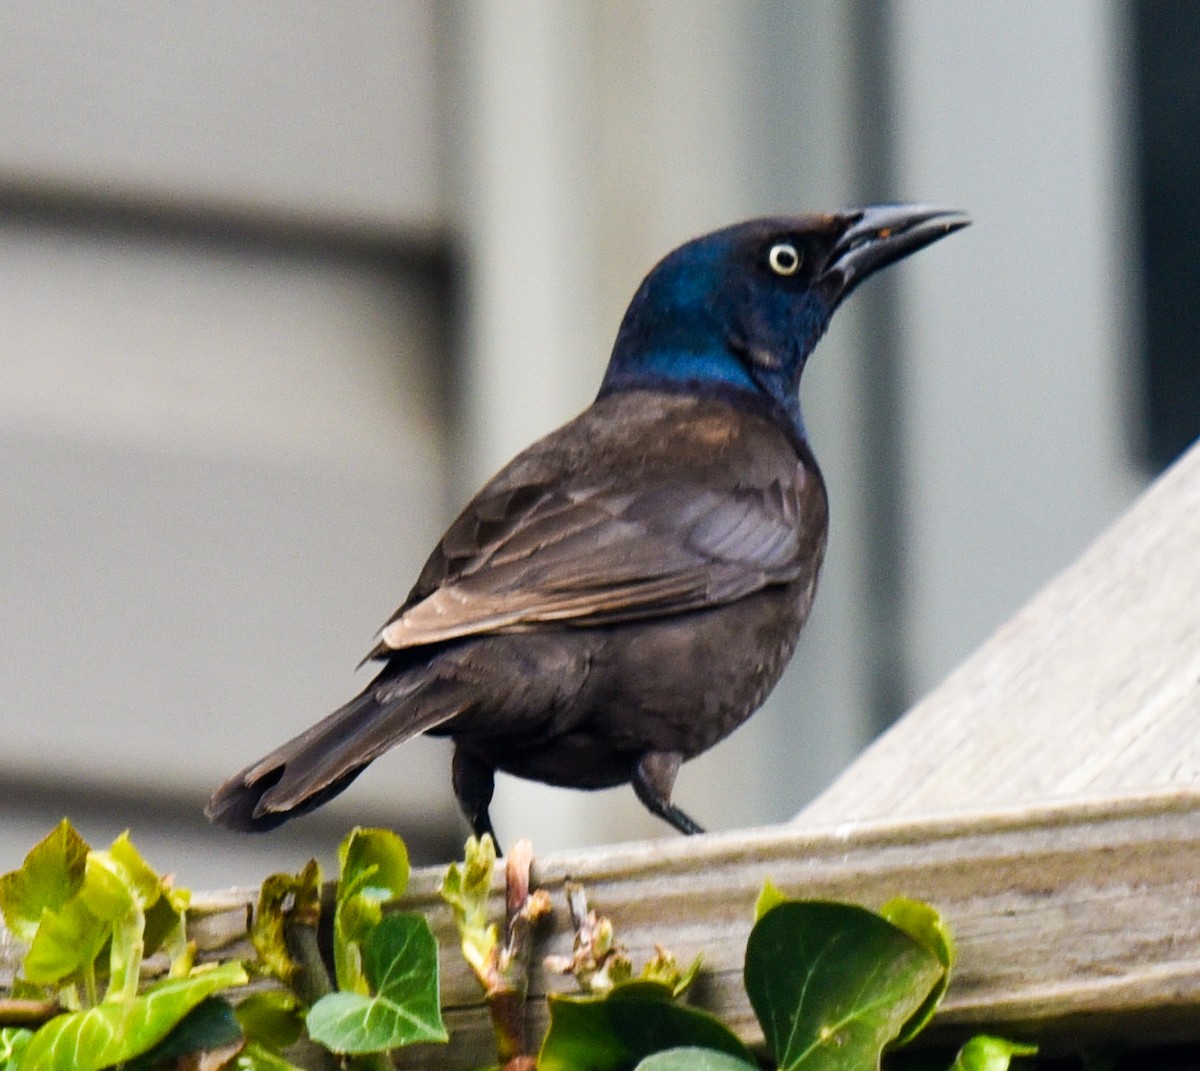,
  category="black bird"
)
[207,205,967,845]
